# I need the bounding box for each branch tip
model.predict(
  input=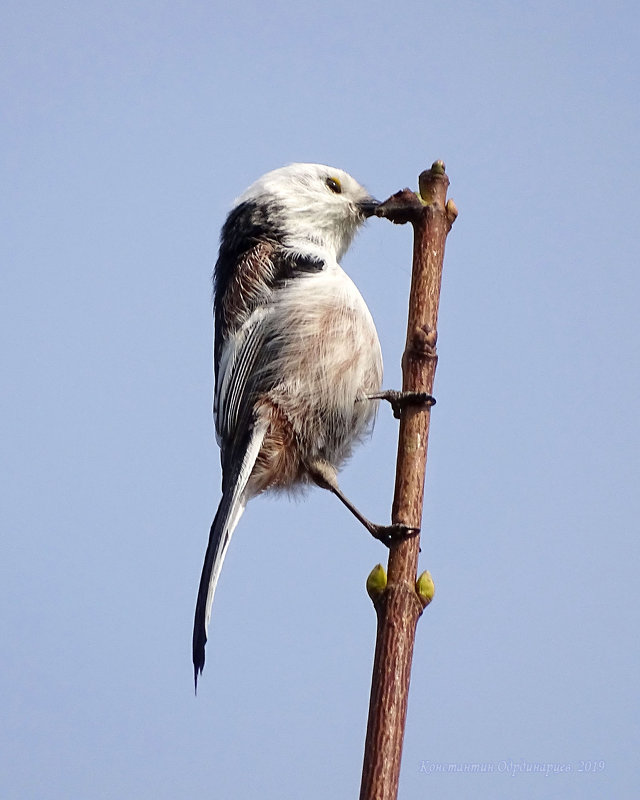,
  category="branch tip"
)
[418,163,449,205]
